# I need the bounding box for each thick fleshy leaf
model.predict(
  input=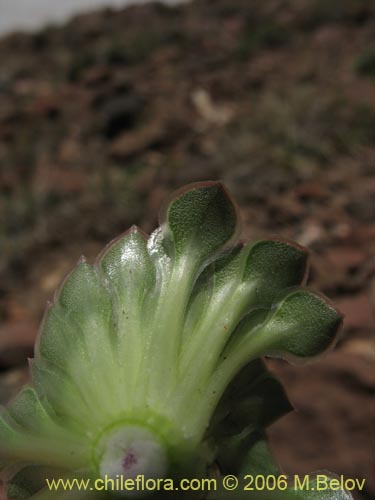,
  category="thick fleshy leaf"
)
[25,486,100,500]
[98,226,156,311]
[209,436,354,500]
[0,404,87,470]
[162,182,239,263]
[30,359,97,431]
[209,360,291,475]
[243,240,309,306]
[0,411,20,458]
[184,239,308,329]
[211,487,354,500]
[207,433,281,499]
[7,466,66,500]
[183,239,308,354]
[8,388,58,433]
[237,432,280,476]
[219,289,342,376]
[209,360,266,425]
[210,360,292,437]
[34,259,122,427]
[7,483,30,500]
[98,227,157,401]
[259,288,343,360]
[180,240,308,379]
[179,246,246,371]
